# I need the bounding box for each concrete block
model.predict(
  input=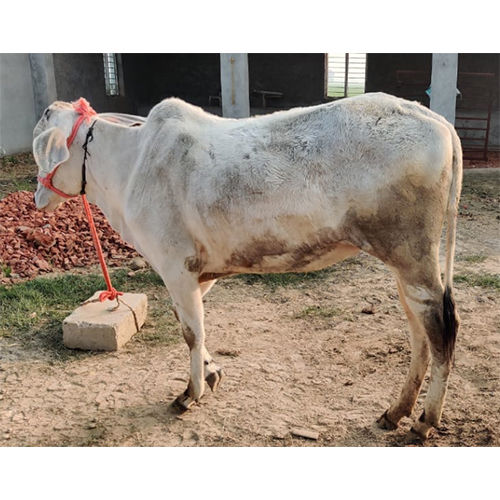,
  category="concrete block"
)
[63,292,148,351]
